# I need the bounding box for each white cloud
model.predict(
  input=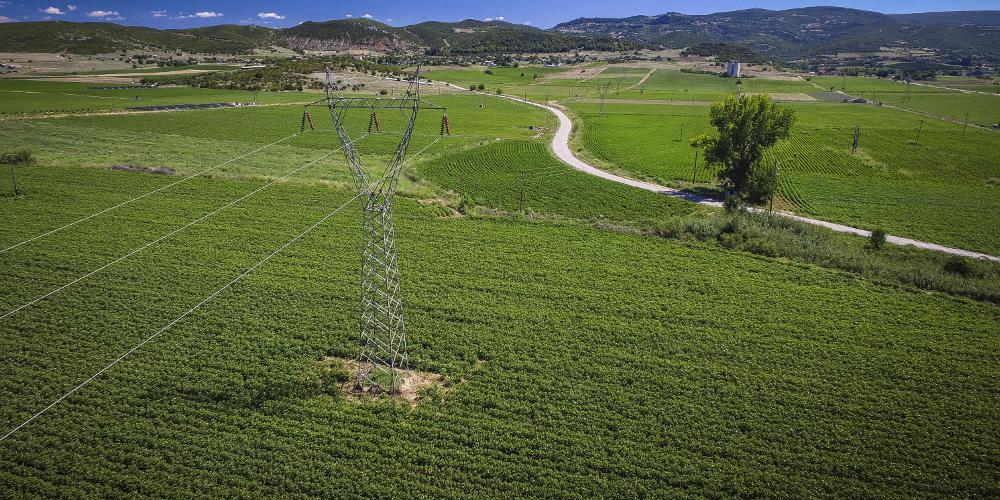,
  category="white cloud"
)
[257,12,285,20]
[40,6,65,15]
[88,10,119,17]
[150,10,167,17]
[523,21,532,25]
[497,16,505,21]
[385,18,392,22]
[361,13,373,19]
[484,17,493,21]
[0,15,12,23]
[178,11,223,18]
[345,14,352,18]
[67,4,77,11]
